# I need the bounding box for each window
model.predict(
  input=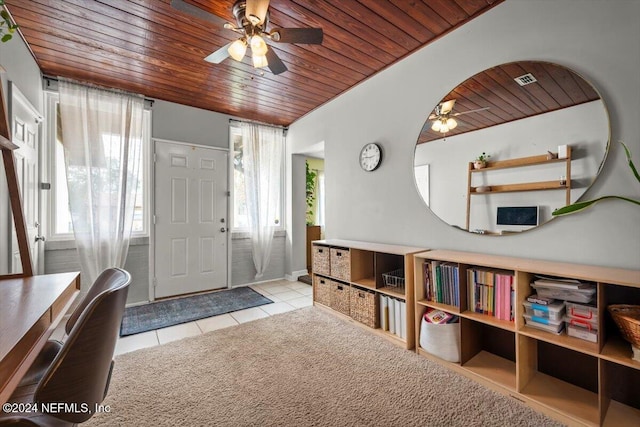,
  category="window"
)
[46,92,151,240]
[230,125,284,231]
